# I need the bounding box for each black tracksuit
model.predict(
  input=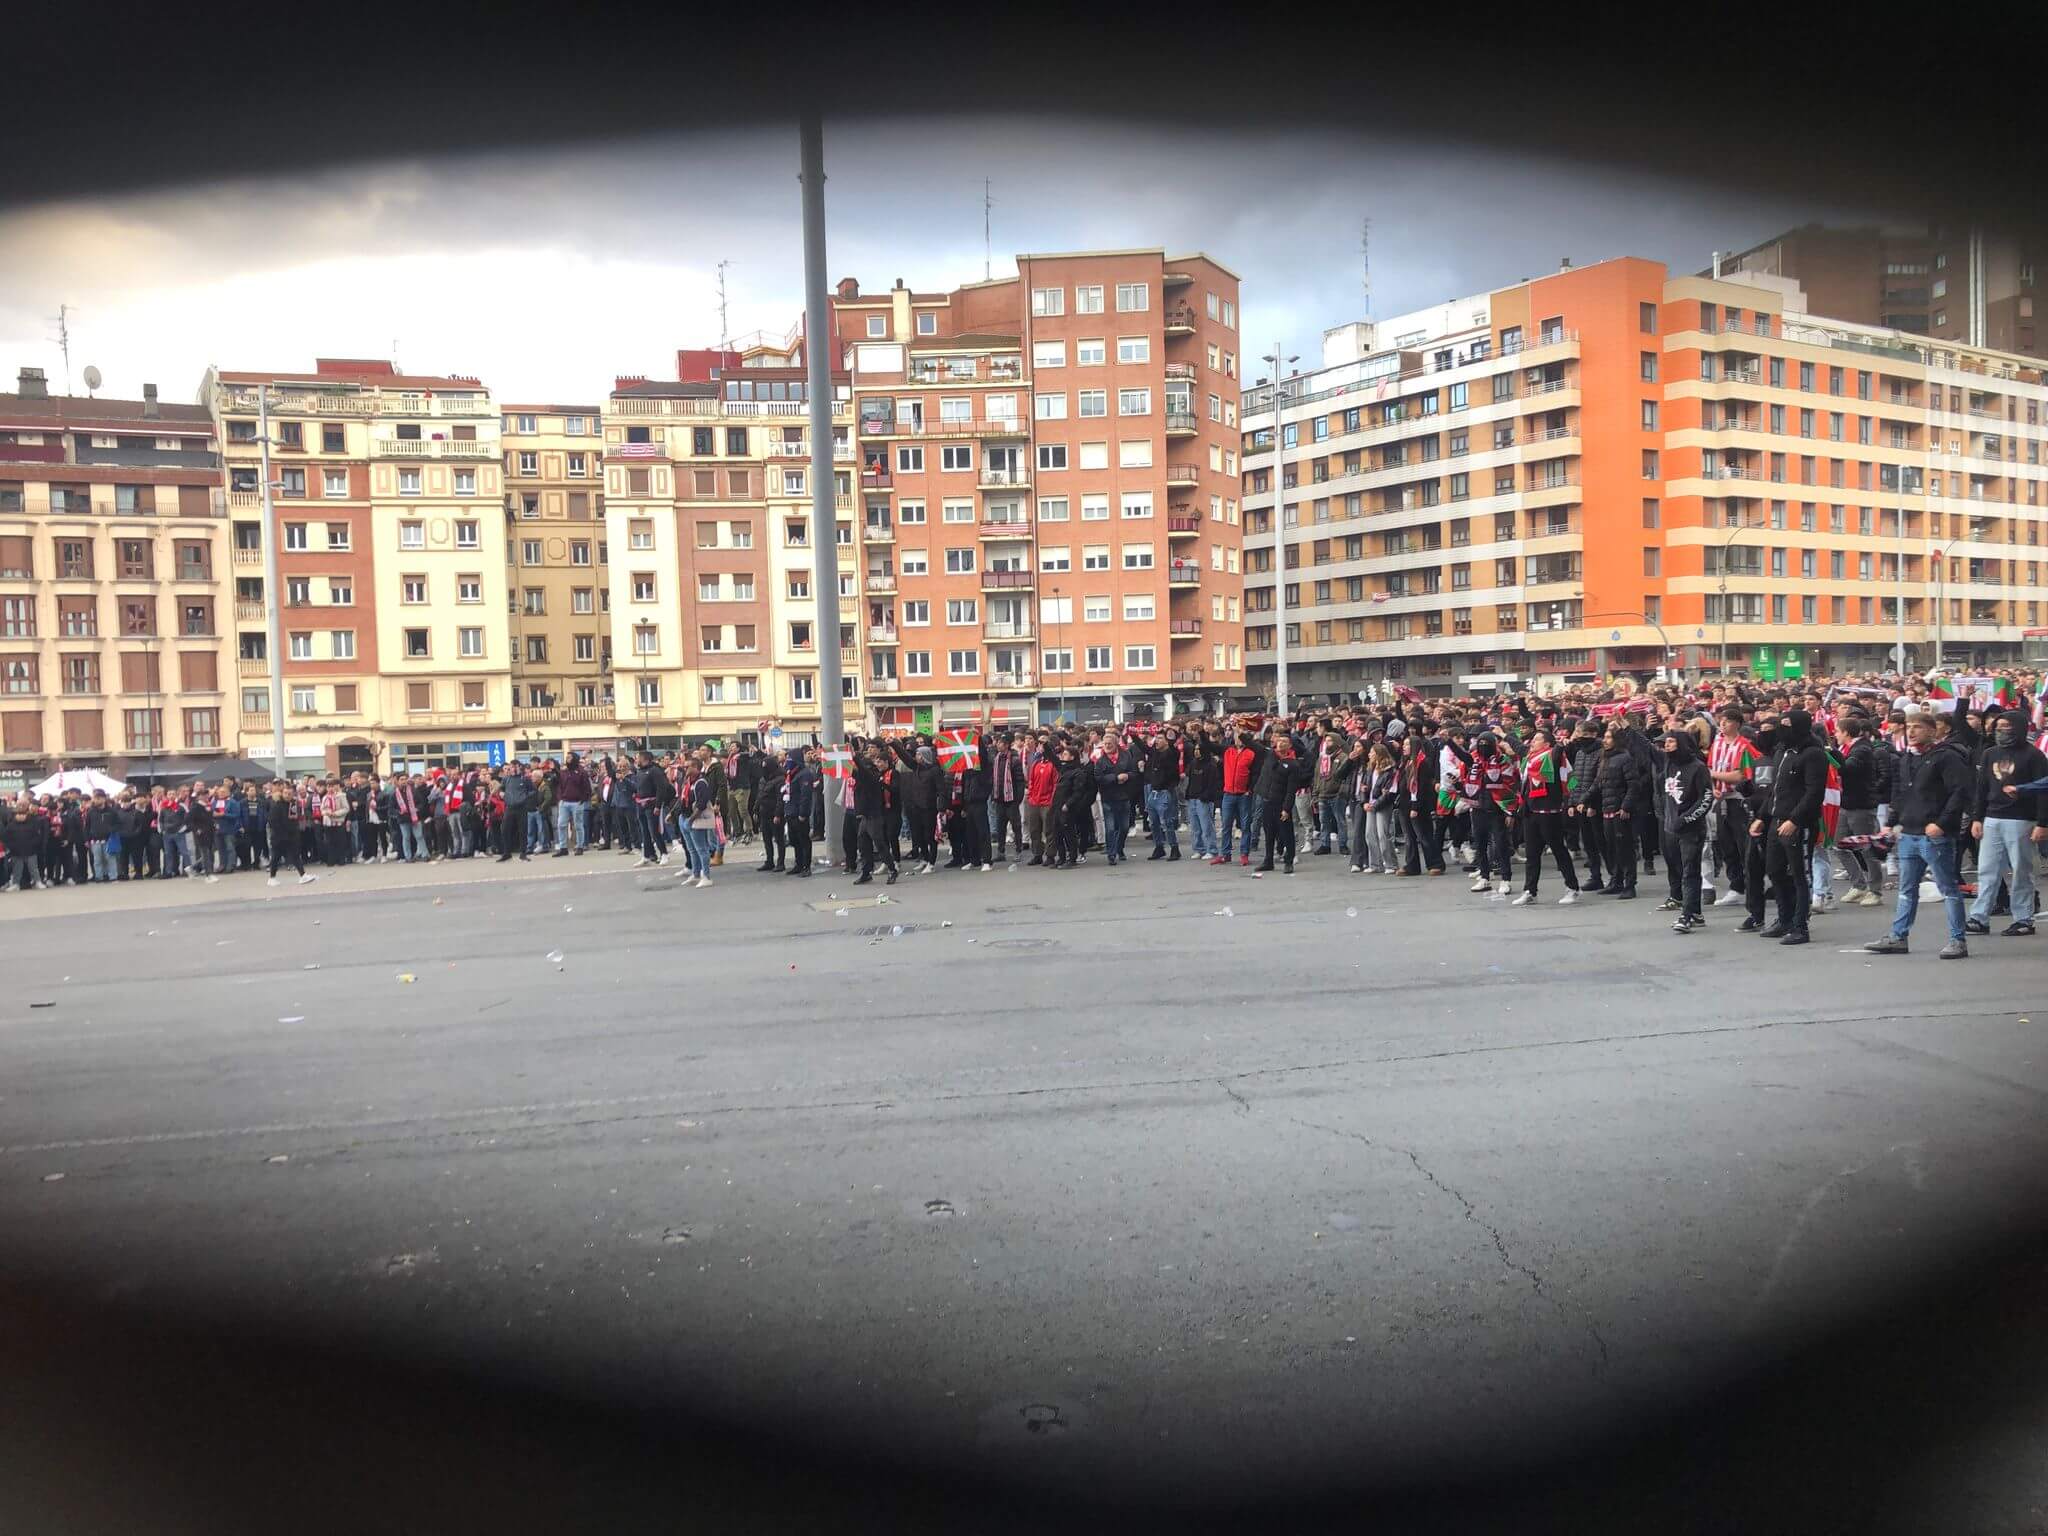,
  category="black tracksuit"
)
[1764,724,1830,933]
